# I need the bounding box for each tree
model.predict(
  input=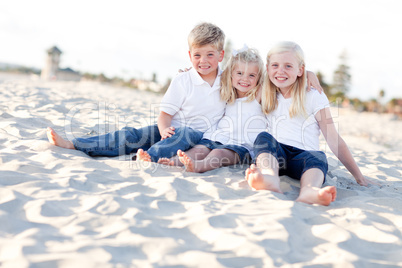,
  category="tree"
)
[379,89,385,98]
[316,71,331,97]
[97,73,108,83]
[332,49,351,100]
